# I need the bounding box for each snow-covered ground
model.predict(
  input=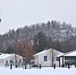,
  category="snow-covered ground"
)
[0,66,76,75]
